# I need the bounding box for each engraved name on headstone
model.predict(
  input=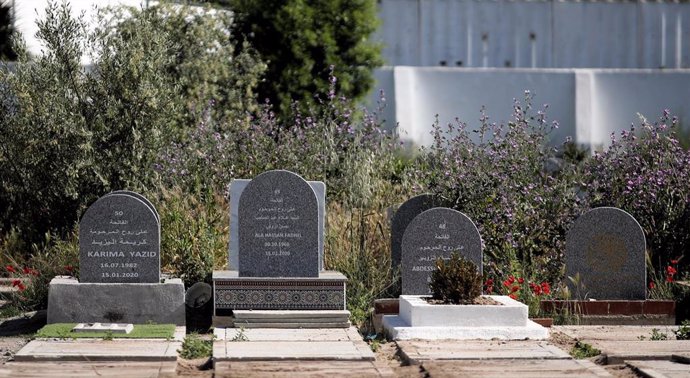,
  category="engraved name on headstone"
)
[79,193,160,283]
[238,170,319,277]
[565,207,646,300]
[401,207,483,295]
